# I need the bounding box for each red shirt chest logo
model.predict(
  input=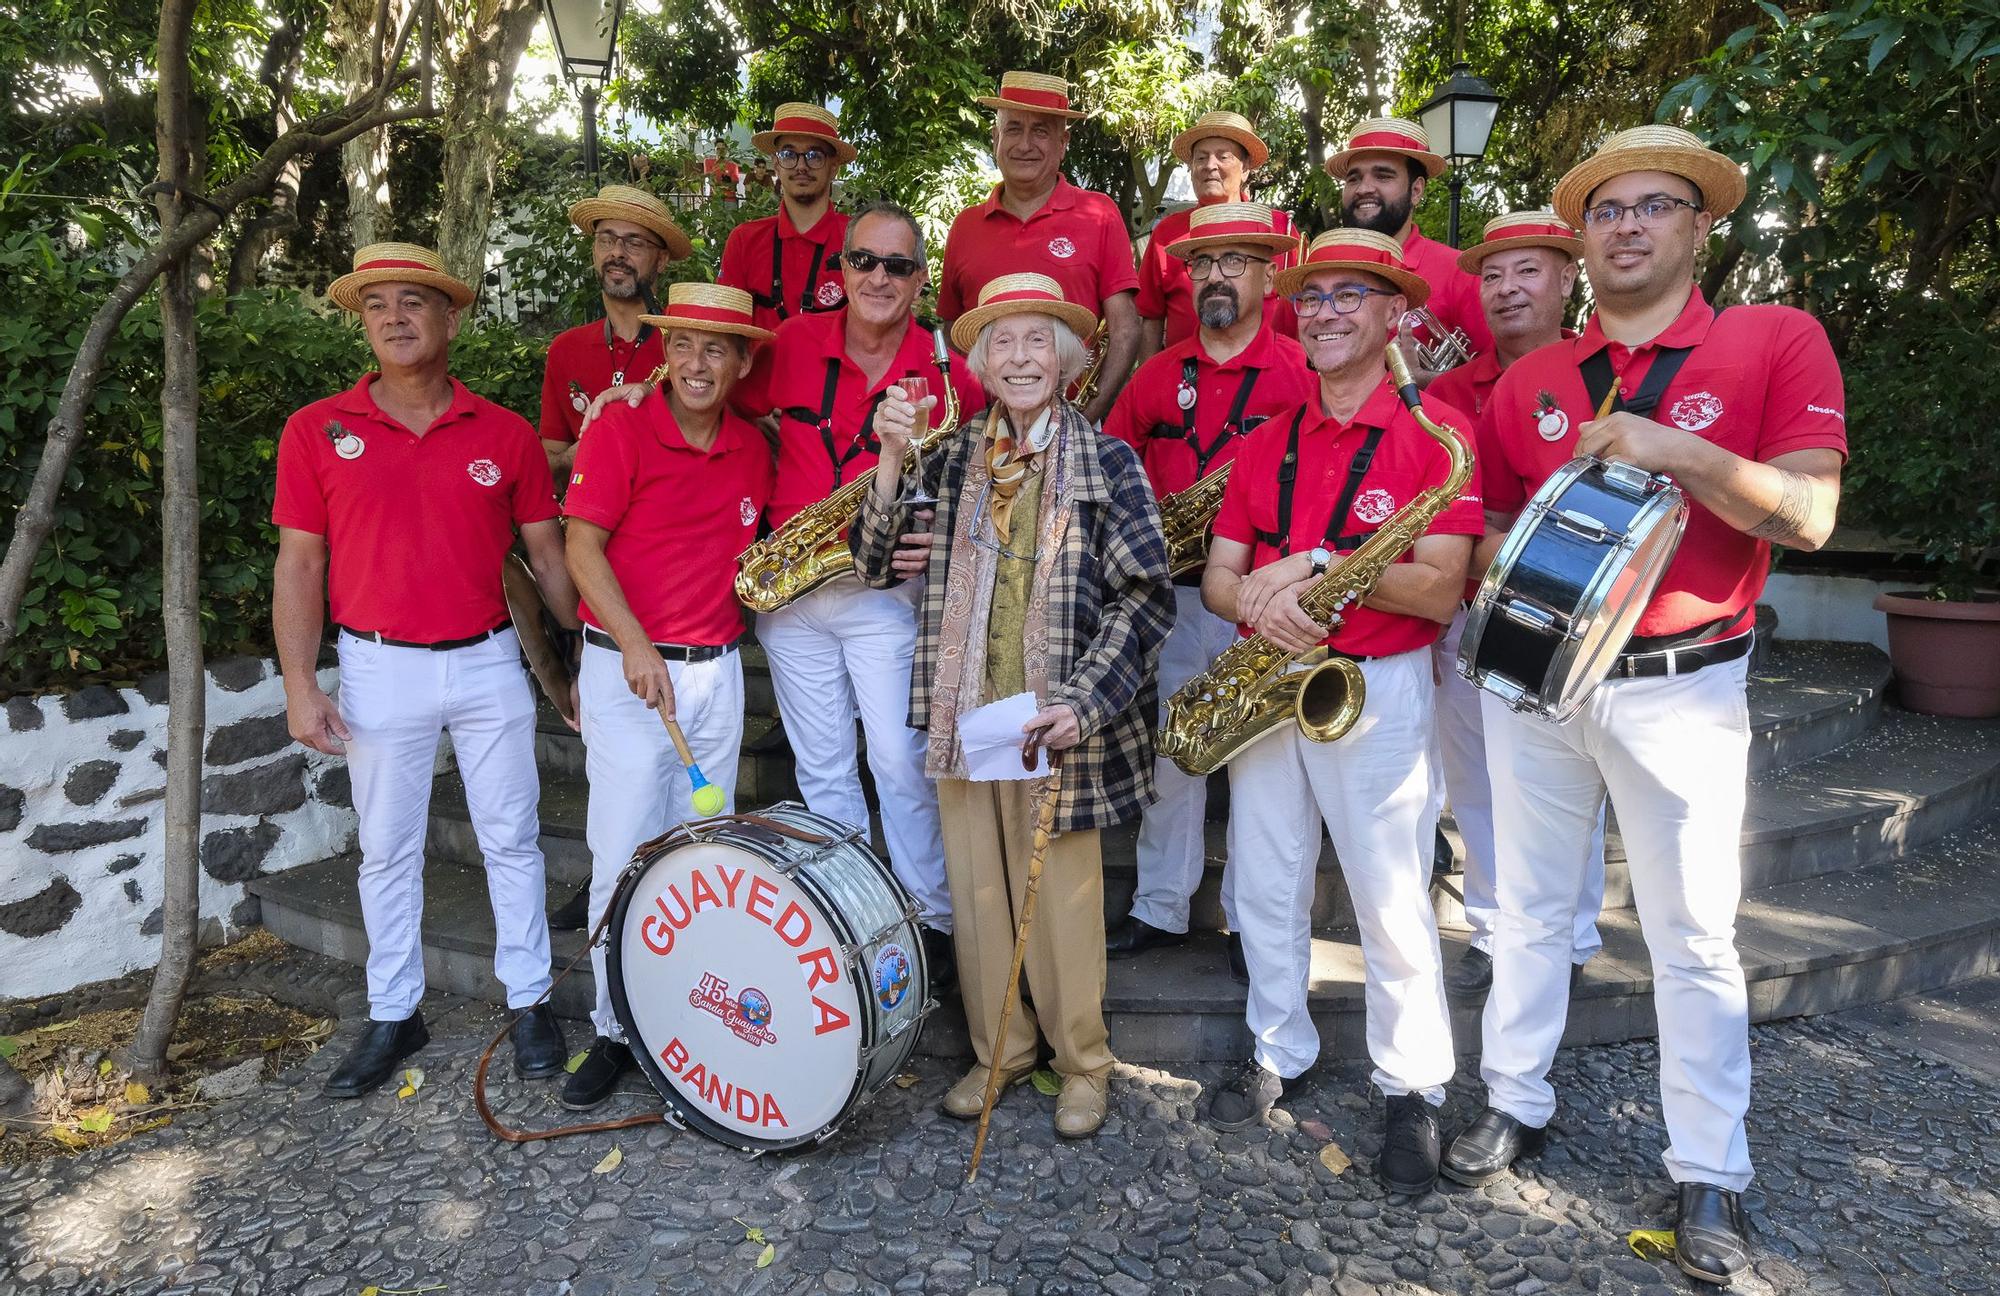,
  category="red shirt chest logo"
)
[1667,391,1725,432]
[467,458,503,487]
[815,281,844,307]
[1047,236,1077,259]
[1353,487,1396,525]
